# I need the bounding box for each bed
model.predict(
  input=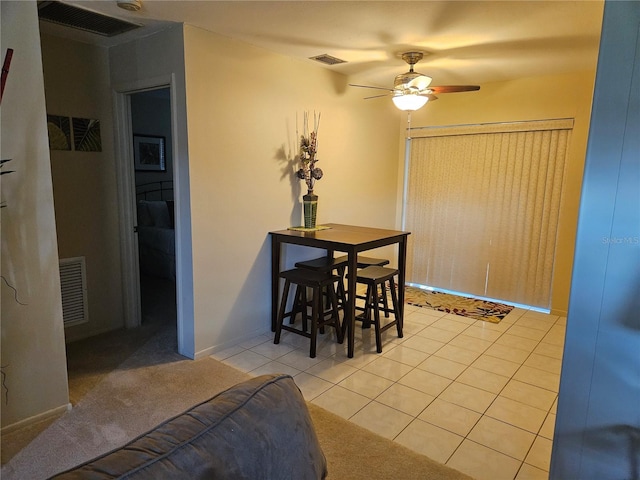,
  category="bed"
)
[136,181,175,280]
